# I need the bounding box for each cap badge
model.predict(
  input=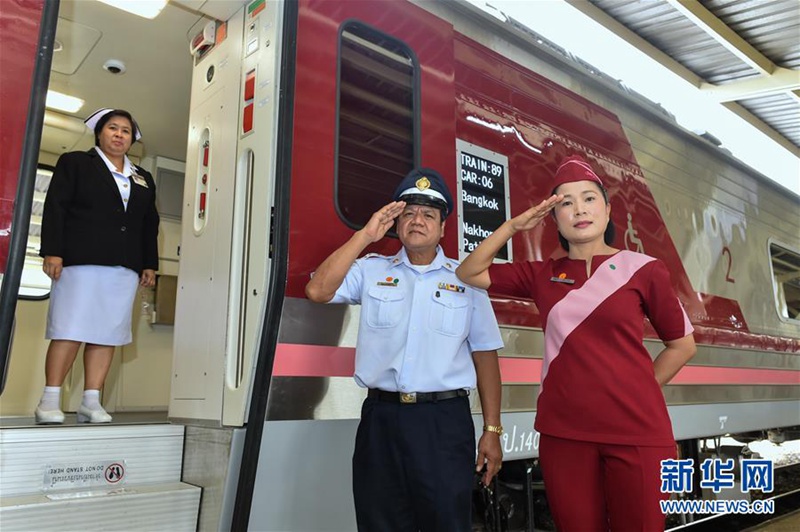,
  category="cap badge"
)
[415,177,431,191]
